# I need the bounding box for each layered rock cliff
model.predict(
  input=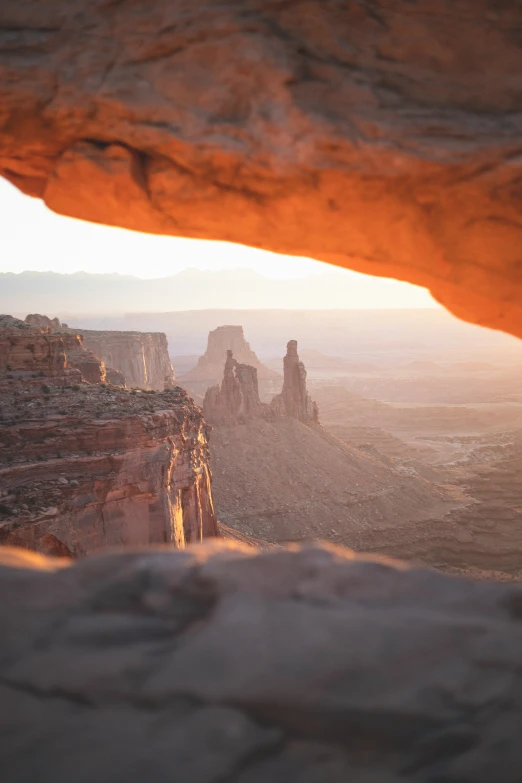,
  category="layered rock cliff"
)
[182,326,280,384]
[58,331,107,385]
[0,315,78,381]
[24,314,110,386]
[23,315,175,390]
[0,318,218,555]
[79,330,175,391]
